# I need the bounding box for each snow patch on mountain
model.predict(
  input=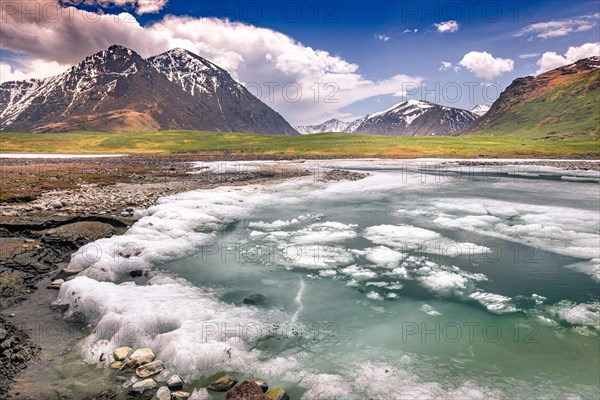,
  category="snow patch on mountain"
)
[470,104,491,117]
[296,119,355,134]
